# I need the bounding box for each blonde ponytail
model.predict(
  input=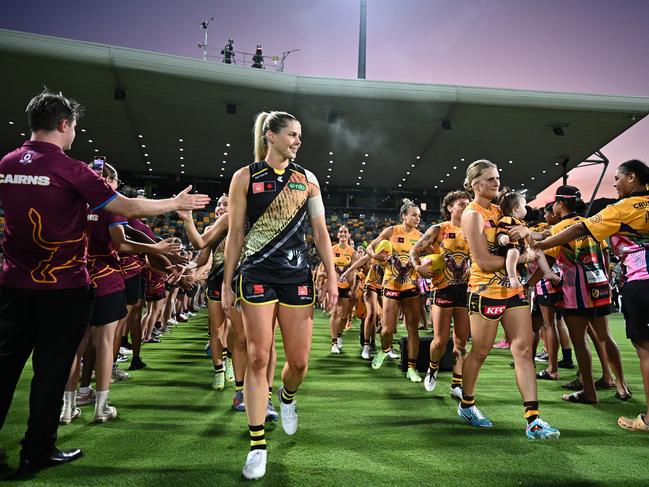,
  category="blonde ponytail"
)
[253,111,270,162]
